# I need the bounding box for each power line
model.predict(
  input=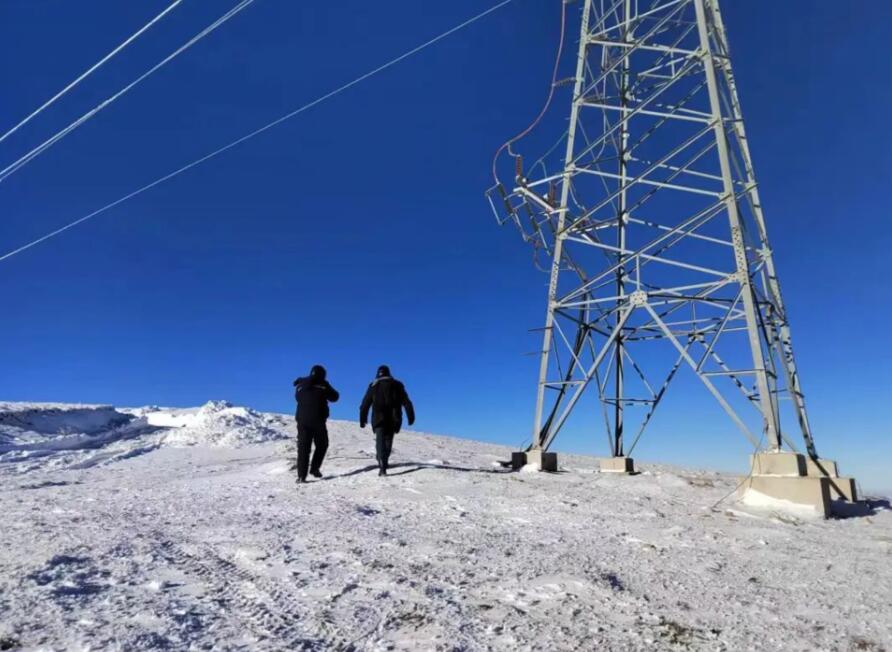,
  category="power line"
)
[0,0,257,184]
[0,0,516,264]
[0,0,184,147]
